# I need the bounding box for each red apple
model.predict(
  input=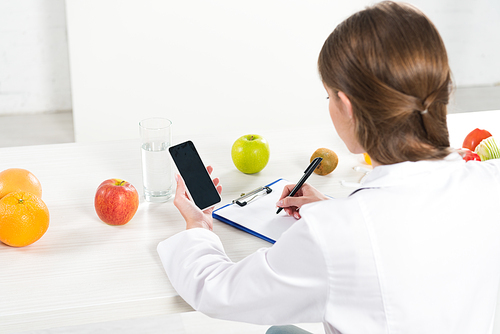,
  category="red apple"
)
[94,179,139,225]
